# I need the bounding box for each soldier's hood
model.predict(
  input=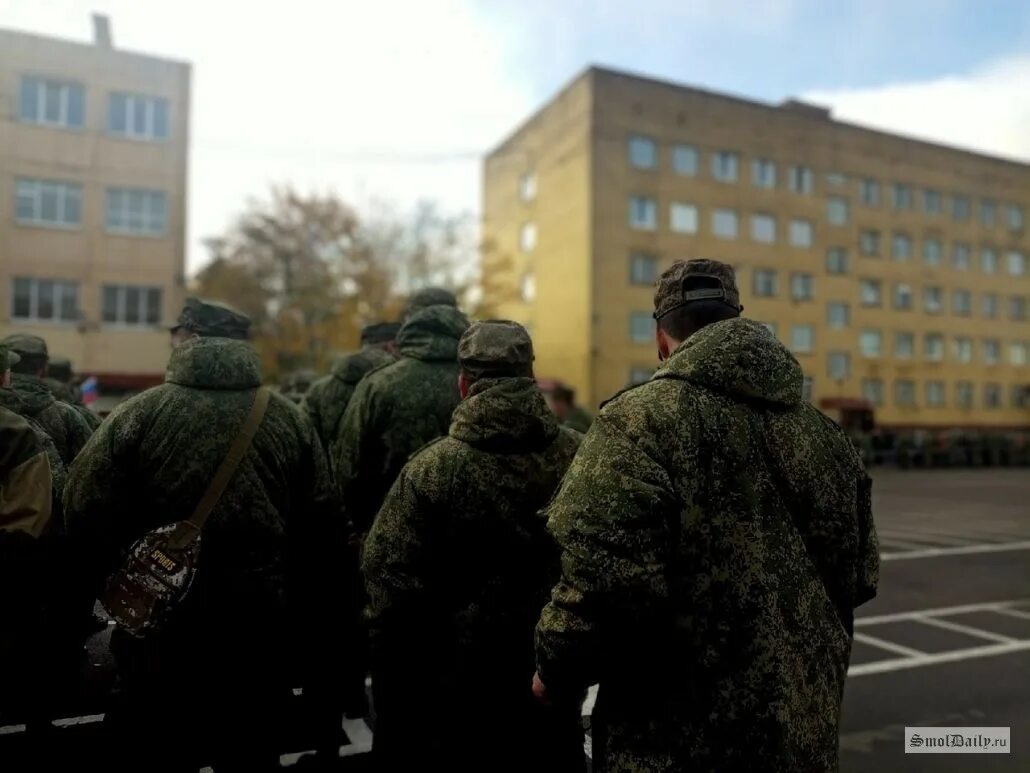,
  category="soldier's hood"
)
[655,317,802,407]
[395,305,469,363]
[450,377,560,452]
[2,374,58,417]
[165,337,263,390]
[331,346,396,384]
